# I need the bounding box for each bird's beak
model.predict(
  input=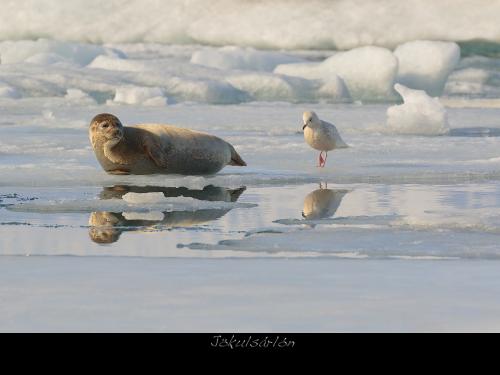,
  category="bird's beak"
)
[302,124,307,130]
